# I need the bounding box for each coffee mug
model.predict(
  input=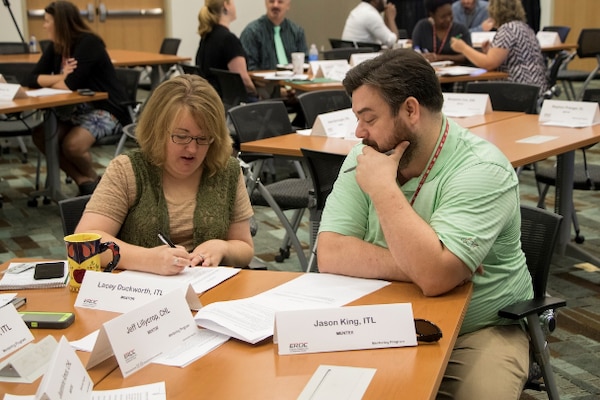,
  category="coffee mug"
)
[291,52,305,75]
[64,233,120,292]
